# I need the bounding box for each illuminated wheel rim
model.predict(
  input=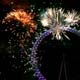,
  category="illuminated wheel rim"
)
[31,28,80,80]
